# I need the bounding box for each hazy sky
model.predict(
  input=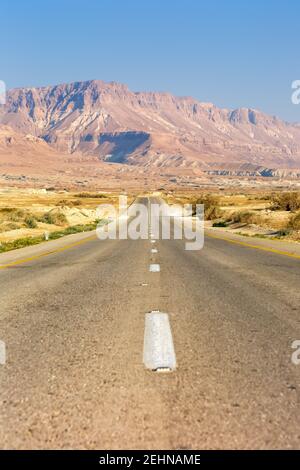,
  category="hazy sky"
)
[1,0,300,121]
